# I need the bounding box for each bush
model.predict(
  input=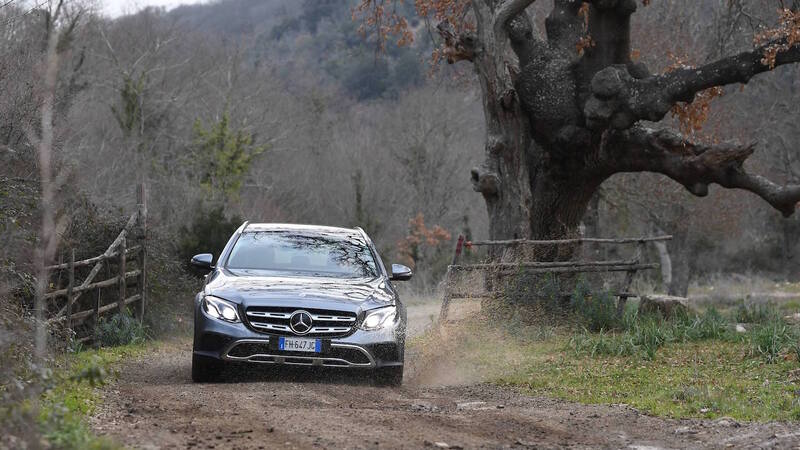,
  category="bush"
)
[570,281,621,332]
[95,311,147,347]
[144,231,200,337]
[177,205,242,267]
[0,299,46,449]
[499,272,571,323]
